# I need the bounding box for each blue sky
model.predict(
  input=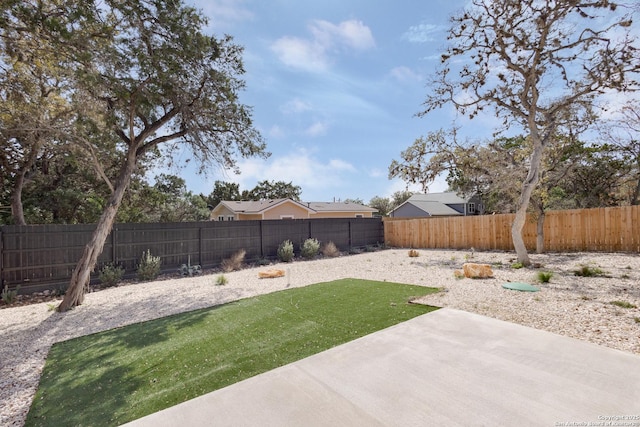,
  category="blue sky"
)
[163,0,473,203]
[167,0,636,203]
